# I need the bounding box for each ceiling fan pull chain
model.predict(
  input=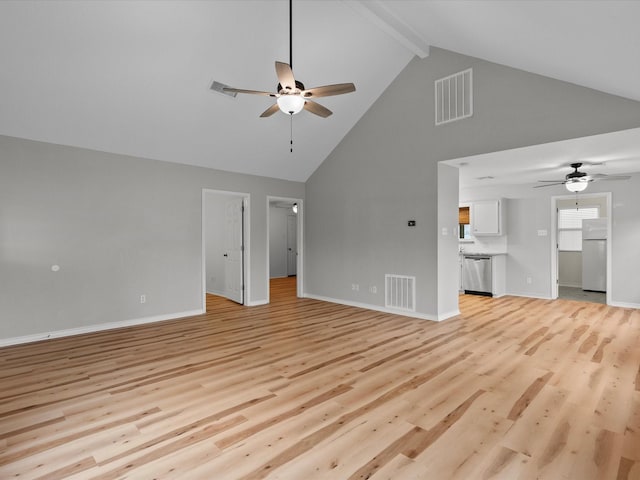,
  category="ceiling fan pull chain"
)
[290,113,294,153]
